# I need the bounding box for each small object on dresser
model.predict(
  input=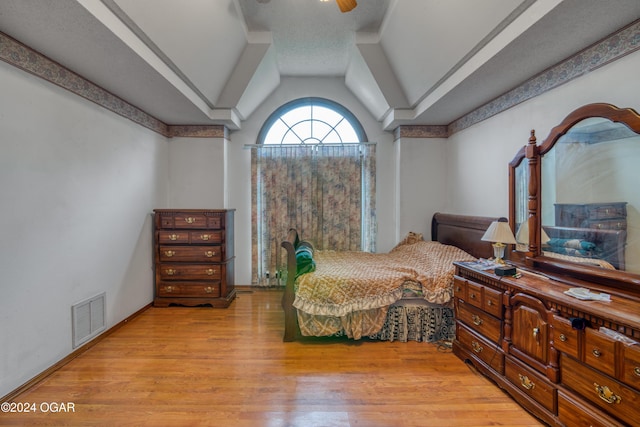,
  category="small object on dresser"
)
[563,287,610,301]
[495,266,517,277]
